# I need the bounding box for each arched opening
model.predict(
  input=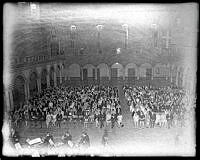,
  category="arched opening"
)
[29,72,38,97]
[125,63,137,84]
[13,75,26,109]
[97,63,110,84]
[140,63,152,80]
[82,64,96,84]
[111,62,124,84]
[68,63,81,85]
[41,68,47,90]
